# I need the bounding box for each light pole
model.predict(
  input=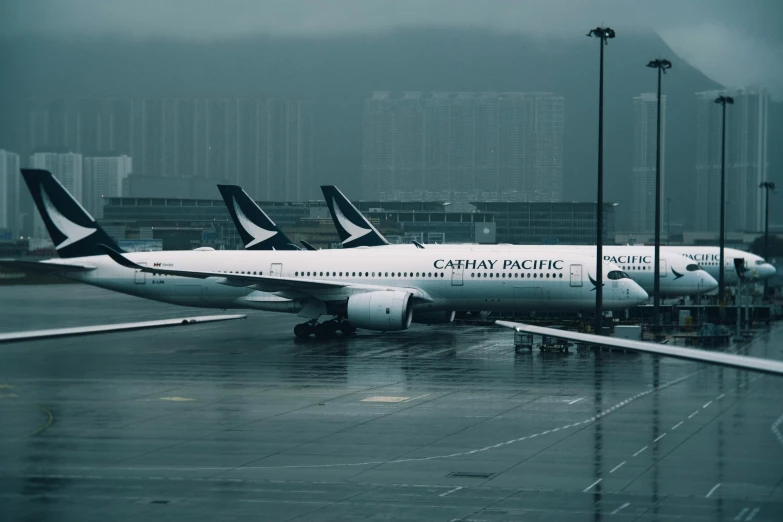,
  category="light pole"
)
[587,26,616,336]
[715,95,733,303]
[667,197,672,245]
[646,58,672,333]
[760,181,776,298]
